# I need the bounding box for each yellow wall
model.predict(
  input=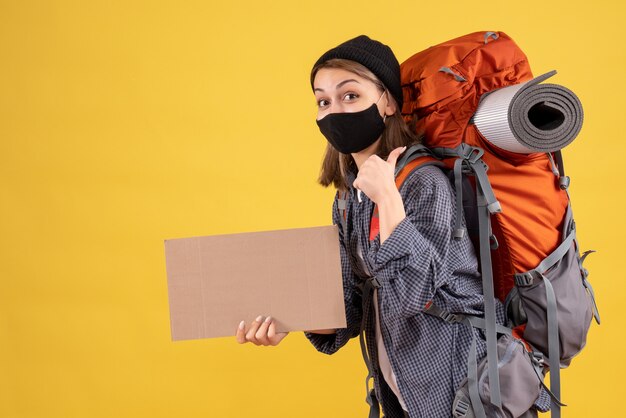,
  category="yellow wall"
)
[1,1,623,416]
